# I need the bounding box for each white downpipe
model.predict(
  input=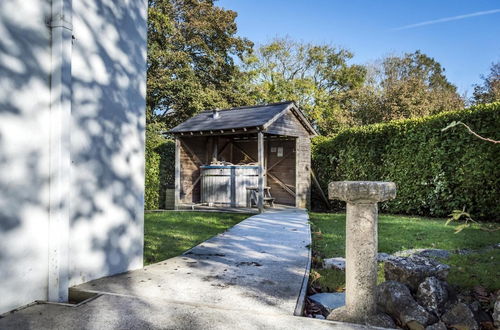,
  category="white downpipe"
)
[48,0,72,302]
